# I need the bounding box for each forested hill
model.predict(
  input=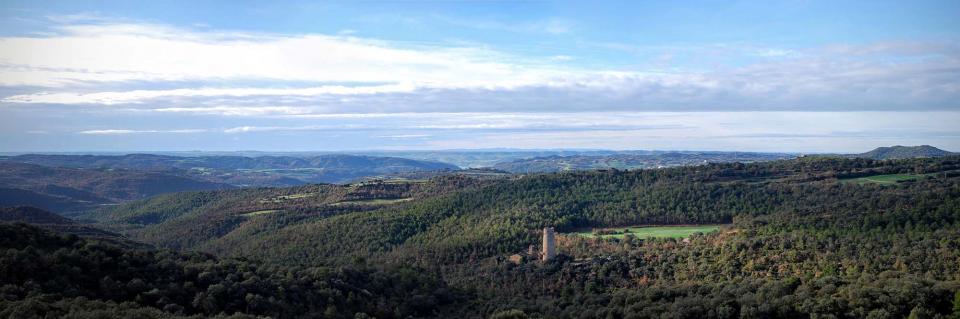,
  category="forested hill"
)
[0,223,461,318]
[853,145,954,160]
[0,206,74,224]
[485,145,955,173]
[16,156,960,317]
[490,151,793,173]
[0,162,231,212]
[0,206,146,248]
